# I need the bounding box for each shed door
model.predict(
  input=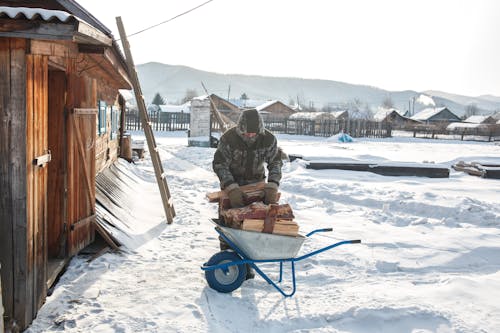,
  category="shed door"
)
[67,109,97,256]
